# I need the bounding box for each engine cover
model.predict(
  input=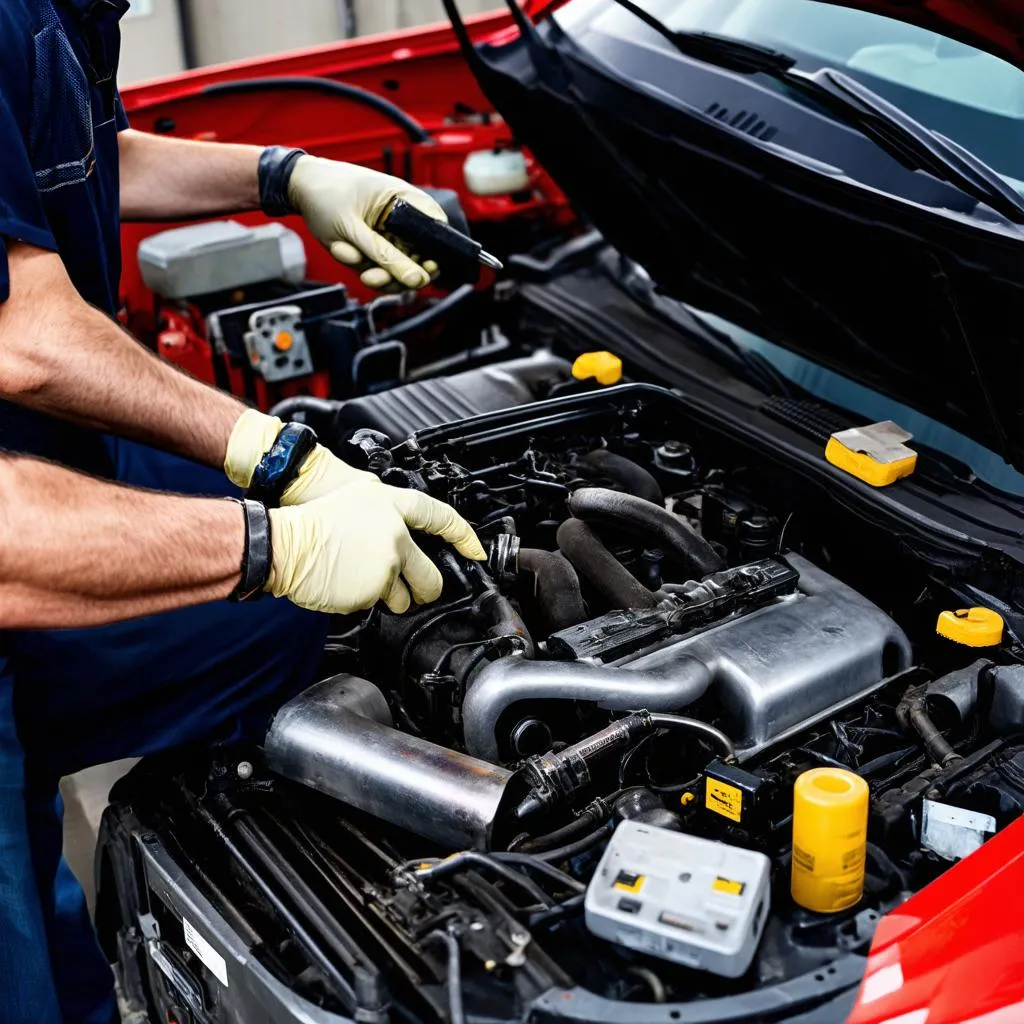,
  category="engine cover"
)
[573,554,911,755]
